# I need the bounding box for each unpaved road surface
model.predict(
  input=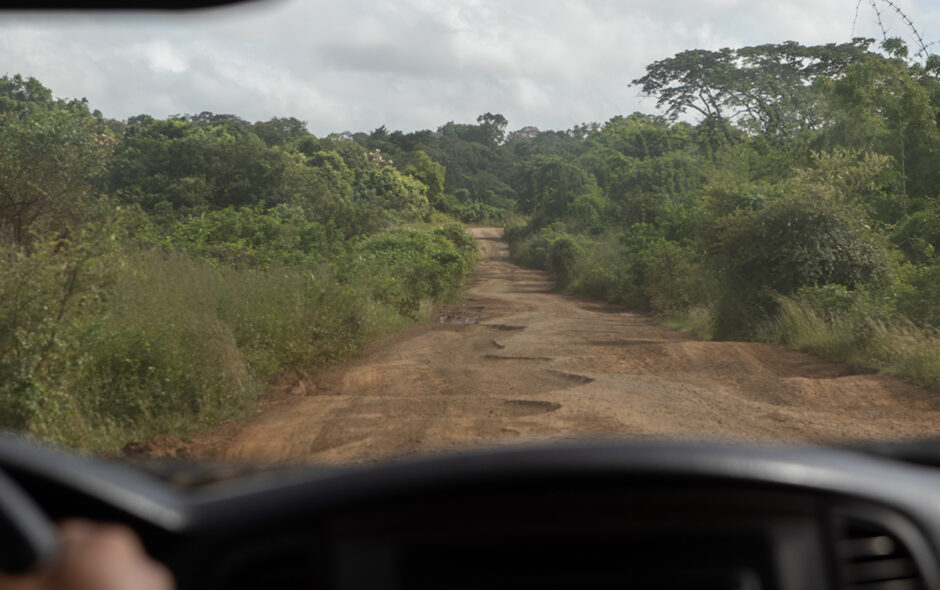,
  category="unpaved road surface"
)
[176,228,940,464]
